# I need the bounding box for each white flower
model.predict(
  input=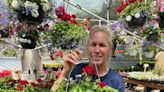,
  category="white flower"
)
[31,2,39,10]
[25,1,39,10]
[24,1,31,8]
[143,64,149,68]
[42,3,50,12]
[18,38,23,42]
[11,0,20,9]
[41,0,48,3]
[126,15,132,22]
[22,34,26,37]
[31,10,39,18]
[27,40,31,44]
[135,12,140,18]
